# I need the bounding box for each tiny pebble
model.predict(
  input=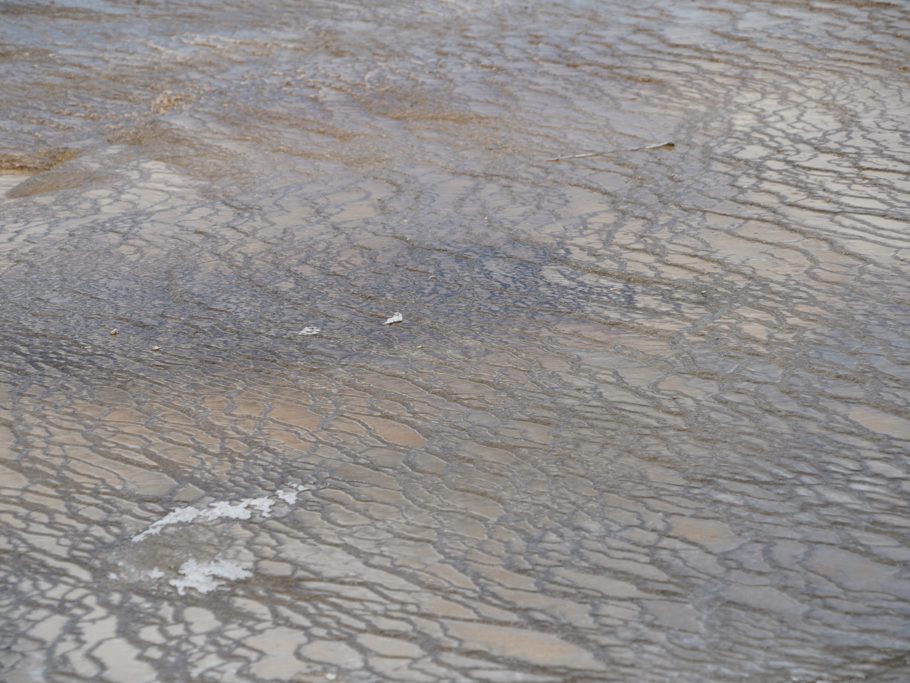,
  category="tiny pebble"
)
[110,328,119,336]
[151,345,161,352]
